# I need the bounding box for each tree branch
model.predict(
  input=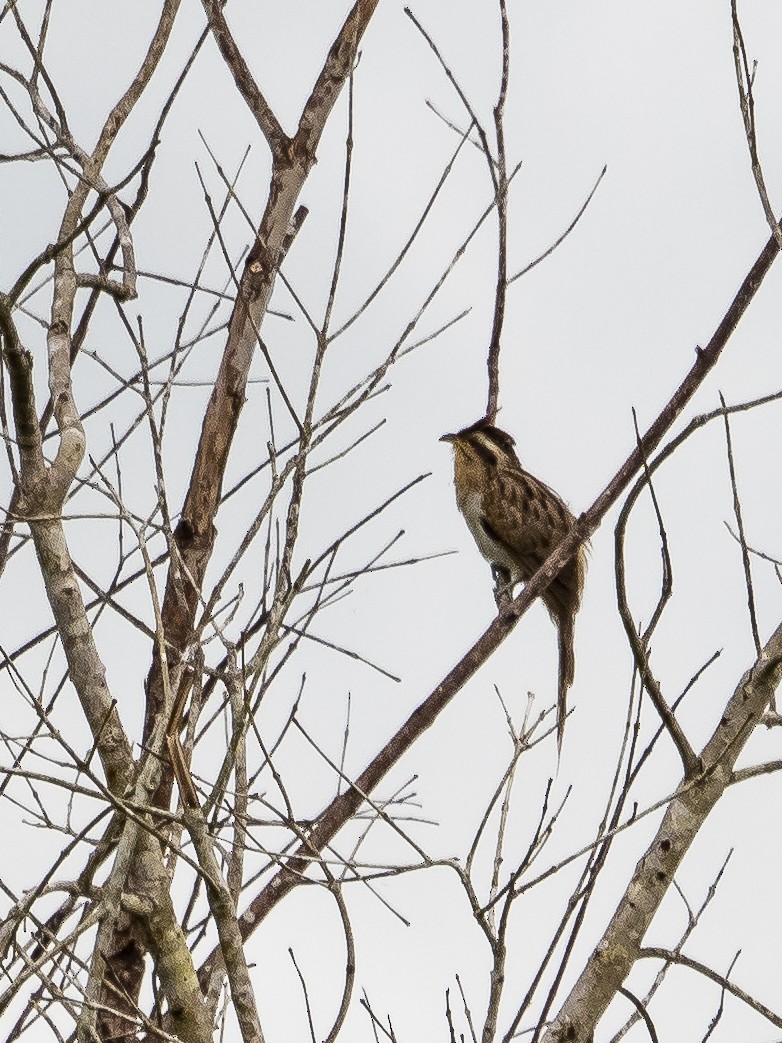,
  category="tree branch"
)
[195,219,782,986]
